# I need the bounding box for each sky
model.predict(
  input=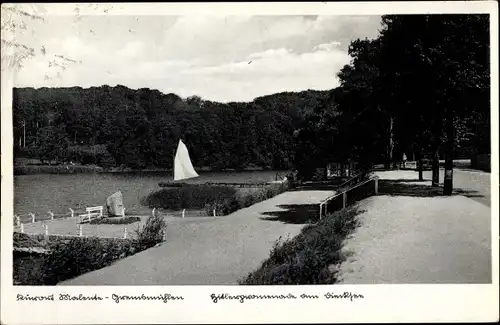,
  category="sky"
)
[6,8,382,102]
